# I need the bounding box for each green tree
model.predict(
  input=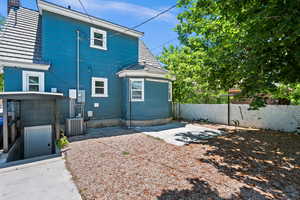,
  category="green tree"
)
[161,0,300,108]
[271,84,300,105]
[160,45,227,104]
